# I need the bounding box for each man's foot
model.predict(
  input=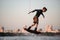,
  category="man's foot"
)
[28,26,31,30]
[34,27,37,31]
